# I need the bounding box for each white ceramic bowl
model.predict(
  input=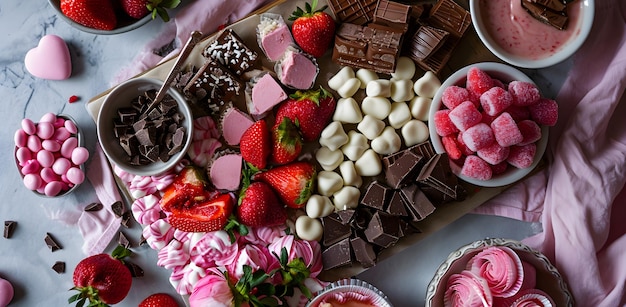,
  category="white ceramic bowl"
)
[48,0,152,35]
[428,62,548,187]
[307,279,393,307]
[97,78,193,176]
[470,0,594,68]
[425,238,573,307]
